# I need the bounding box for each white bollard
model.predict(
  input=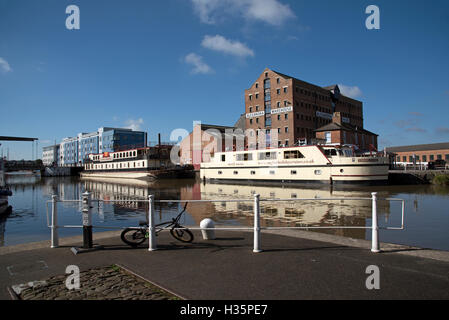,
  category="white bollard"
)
[148,195,157,251]
[200,218,216,240]
[51,195,59,248]
[371,192,380,253]
[253,194,262,253]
